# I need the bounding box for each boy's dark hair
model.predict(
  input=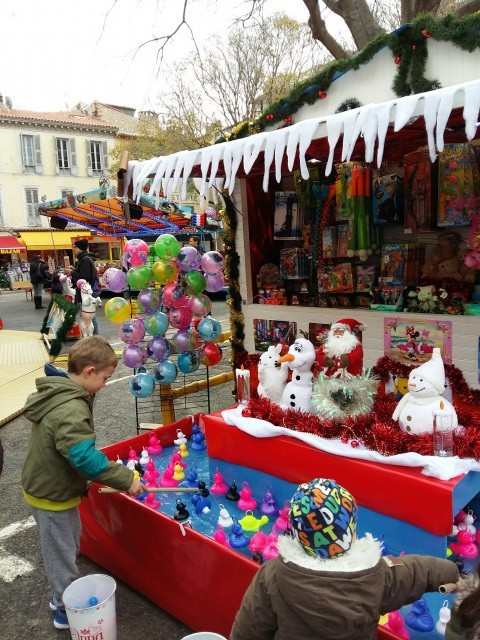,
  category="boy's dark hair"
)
[68,336,117,375]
